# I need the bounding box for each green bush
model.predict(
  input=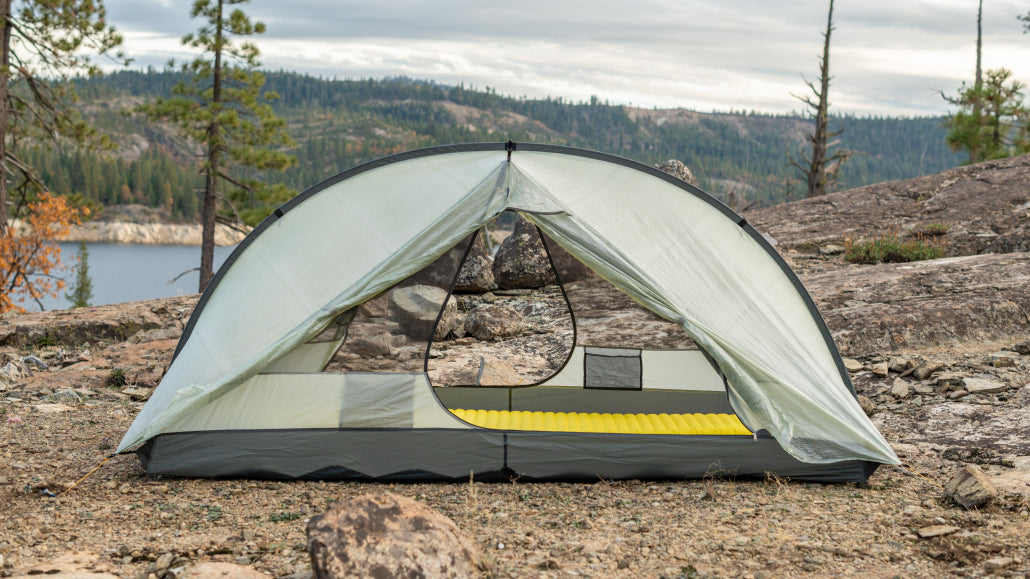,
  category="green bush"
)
[914,222,949,237]
[105,368,127,389]
[844,234,947,264]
